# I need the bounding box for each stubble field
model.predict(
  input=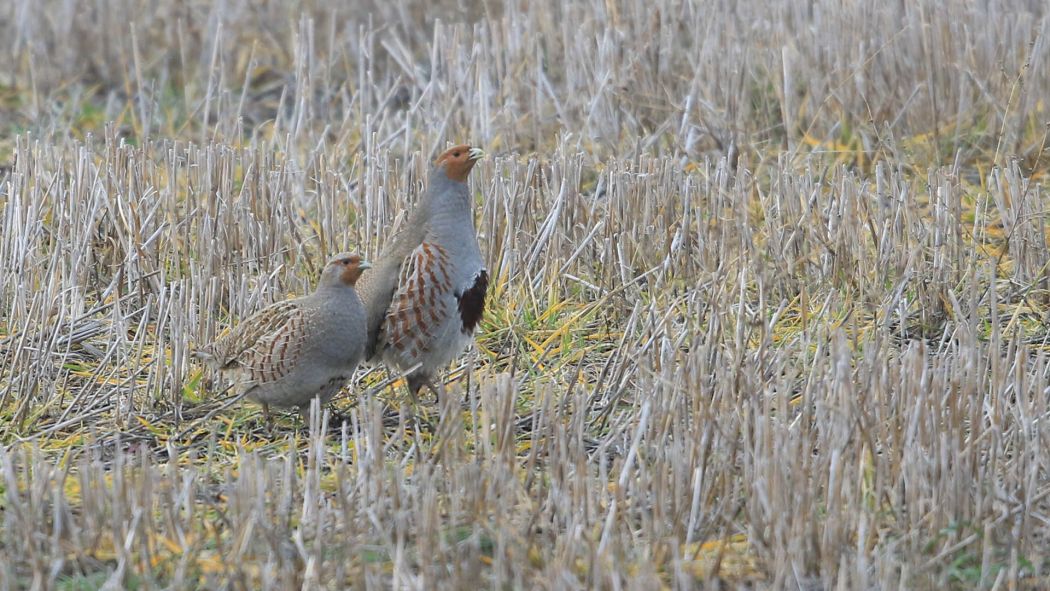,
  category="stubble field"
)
[1,1,1050,589]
